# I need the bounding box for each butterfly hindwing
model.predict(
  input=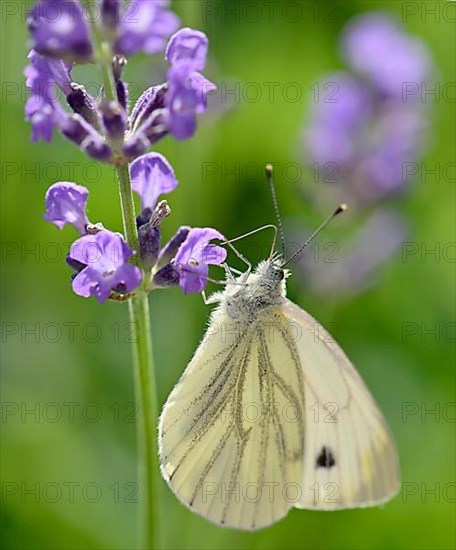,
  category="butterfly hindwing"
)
[281,299,400,510]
